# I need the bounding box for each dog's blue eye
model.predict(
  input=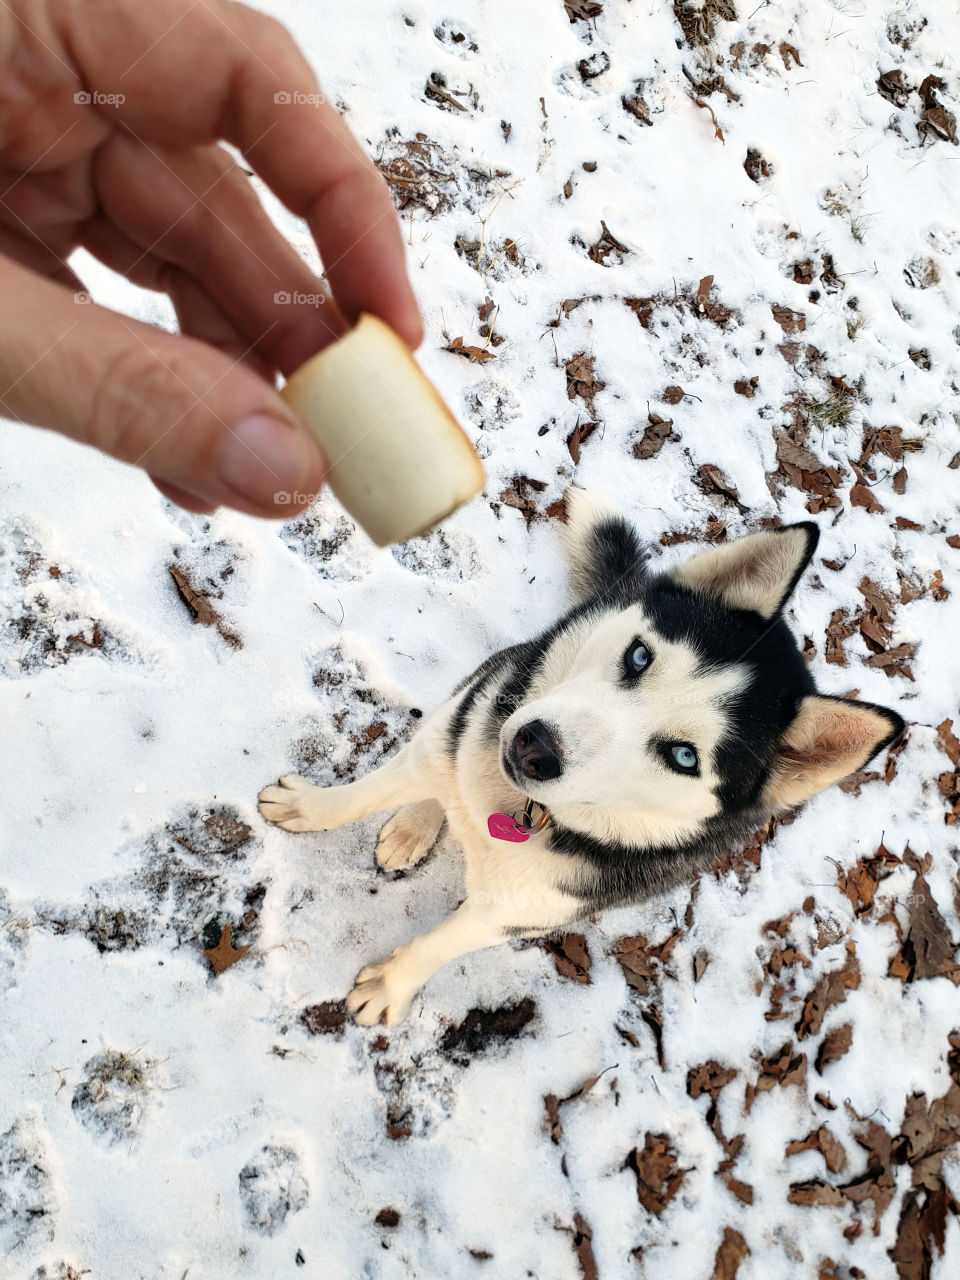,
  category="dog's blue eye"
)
[626,641,651,673]
[669,744,699,774]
